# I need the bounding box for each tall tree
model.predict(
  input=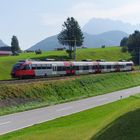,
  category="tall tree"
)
[57,17,84,59]
[11,35,21,54]
[120,37,128,47]
[126,31,140,64]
